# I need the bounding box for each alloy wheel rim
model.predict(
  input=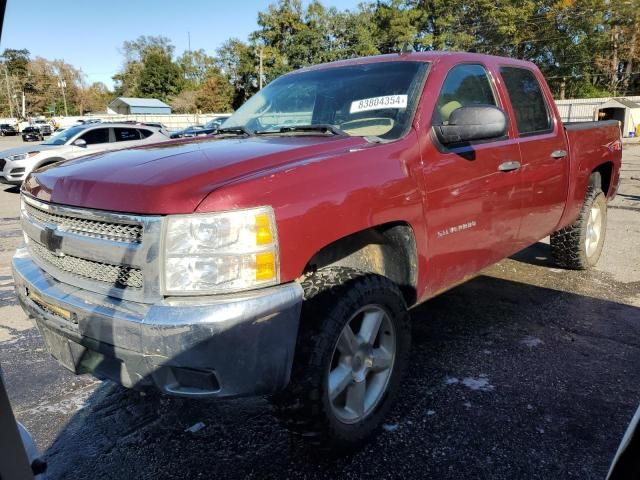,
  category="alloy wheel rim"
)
[585,201,603,258]
[327,304,396,424]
